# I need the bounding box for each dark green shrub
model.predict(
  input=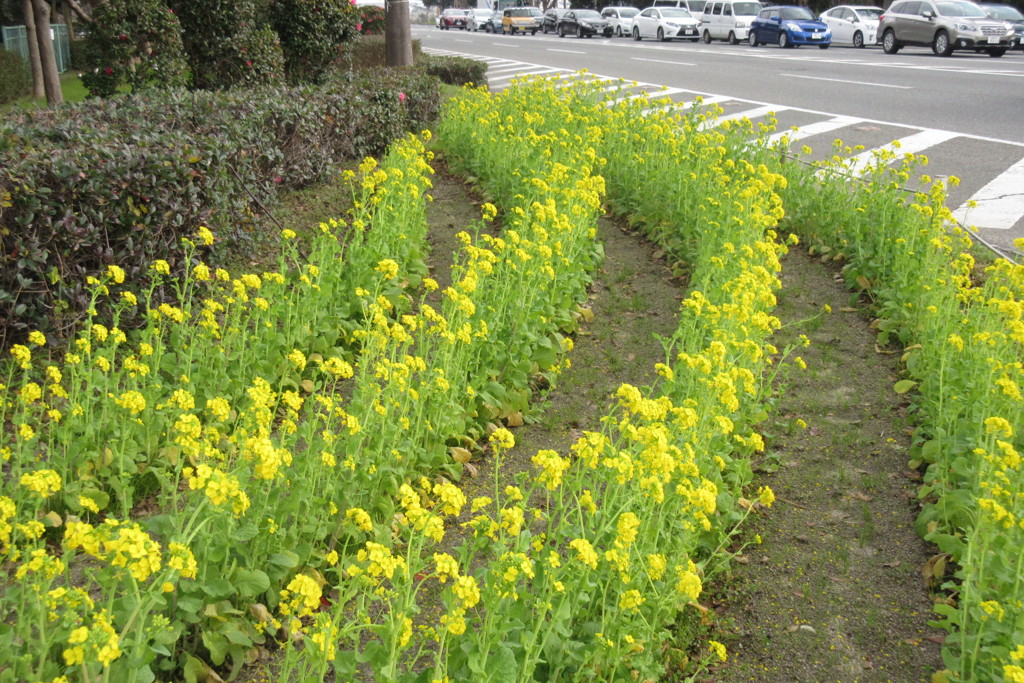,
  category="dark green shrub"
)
[0,49,31,104]
[79,0,189,97]
[338,35,422,72]
[0,72,440,346]
[358,5,386,34]
[169,0,285,90]
[270,0,359,84]
[420,54,487,87]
